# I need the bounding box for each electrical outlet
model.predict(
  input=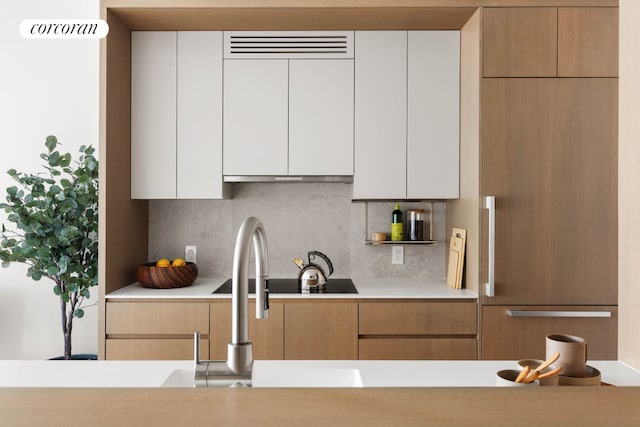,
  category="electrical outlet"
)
[392,246,404,265]
[185,245,196,263]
